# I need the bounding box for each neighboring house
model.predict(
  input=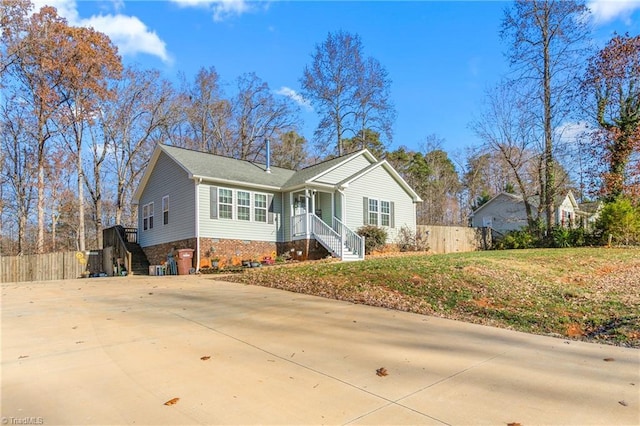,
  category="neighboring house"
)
[132,144,422,268]
[470,191,600,235]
